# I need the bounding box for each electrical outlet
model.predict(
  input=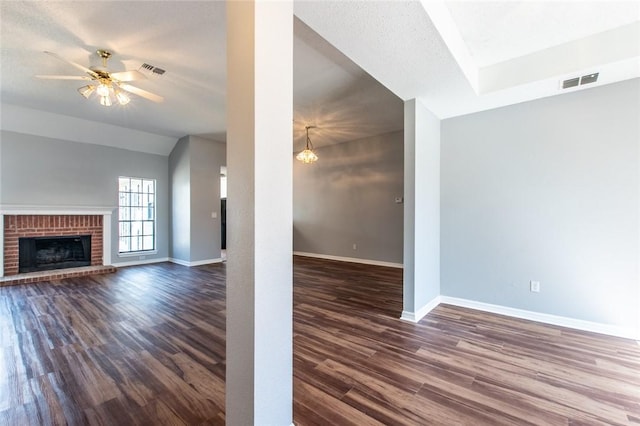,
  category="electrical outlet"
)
[352,243,357,250]
[530,280,540,293]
